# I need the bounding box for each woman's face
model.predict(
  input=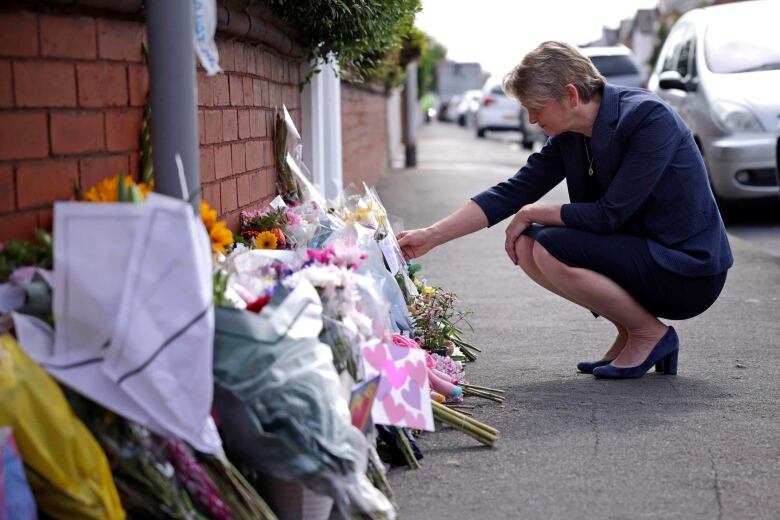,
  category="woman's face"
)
[526,97,572,137]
